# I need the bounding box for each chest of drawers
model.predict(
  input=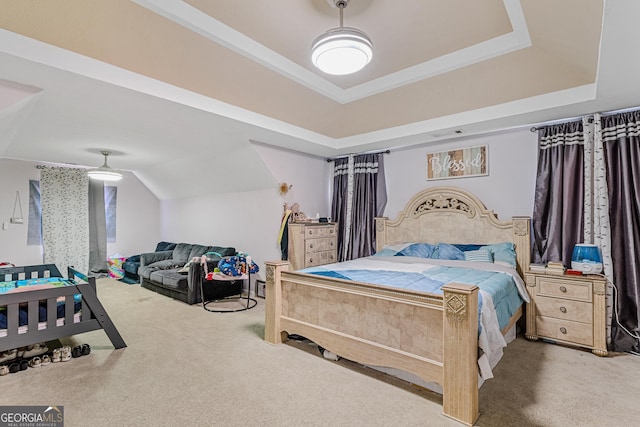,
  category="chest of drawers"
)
[525,272,607,356]
[288,222,337,271]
